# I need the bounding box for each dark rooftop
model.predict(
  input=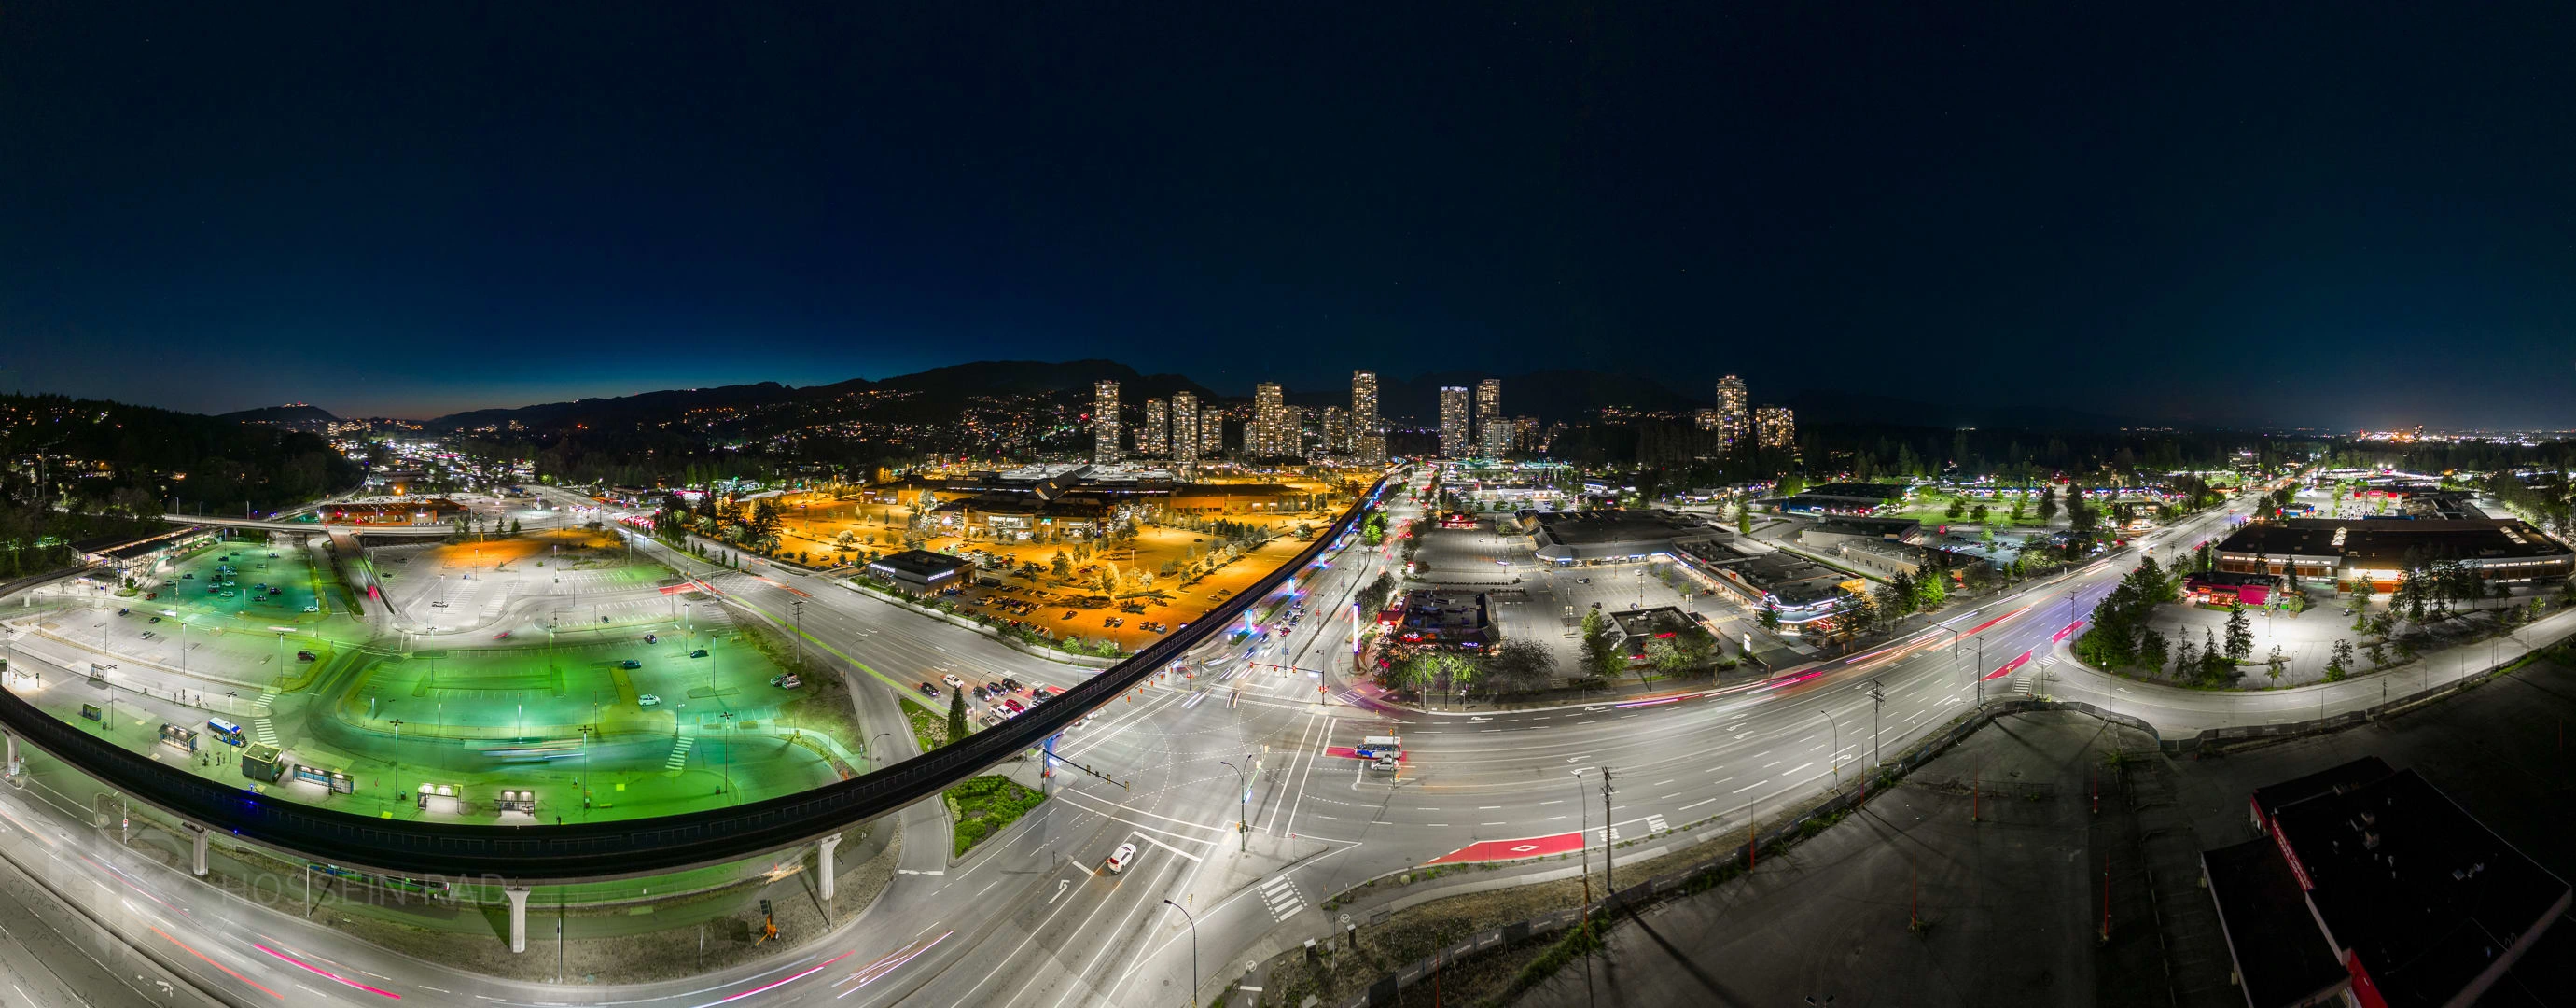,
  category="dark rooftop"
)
[2273,768,2571,1007]
[2201,837,2349,1008]
[2249,755,2392,828]
[866,549,972,580]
